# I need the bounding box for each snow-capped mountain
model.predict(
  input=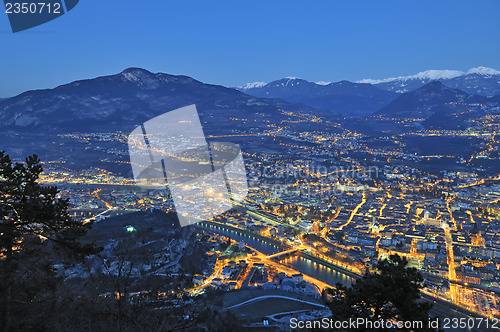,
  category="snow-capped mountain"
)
[358,67,500,96]
[466,66,500,76]
[235,77,397,117]
[237,77,306,91]
[358,70,465,85]
[238,81,267,90]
